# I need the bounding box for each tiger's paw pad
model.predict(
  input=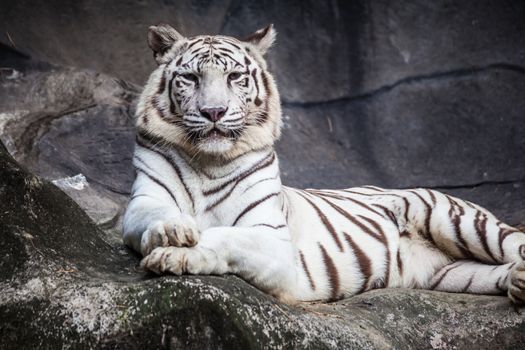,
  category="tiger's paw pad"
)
[140,215,200,256]
[508,261,525,304]
[140,246,216,275]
